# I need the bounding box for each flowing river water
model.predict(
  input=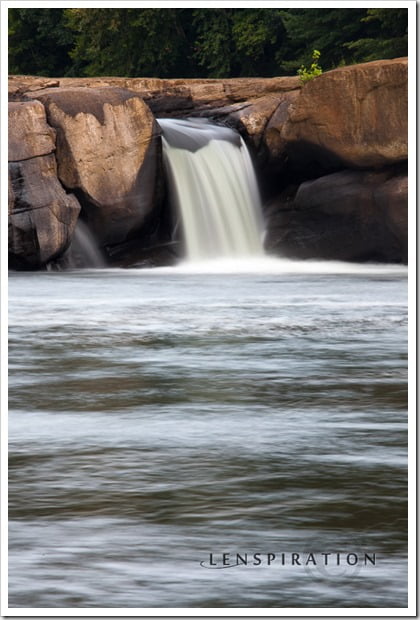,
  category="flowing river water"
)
[8,259,408,609]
